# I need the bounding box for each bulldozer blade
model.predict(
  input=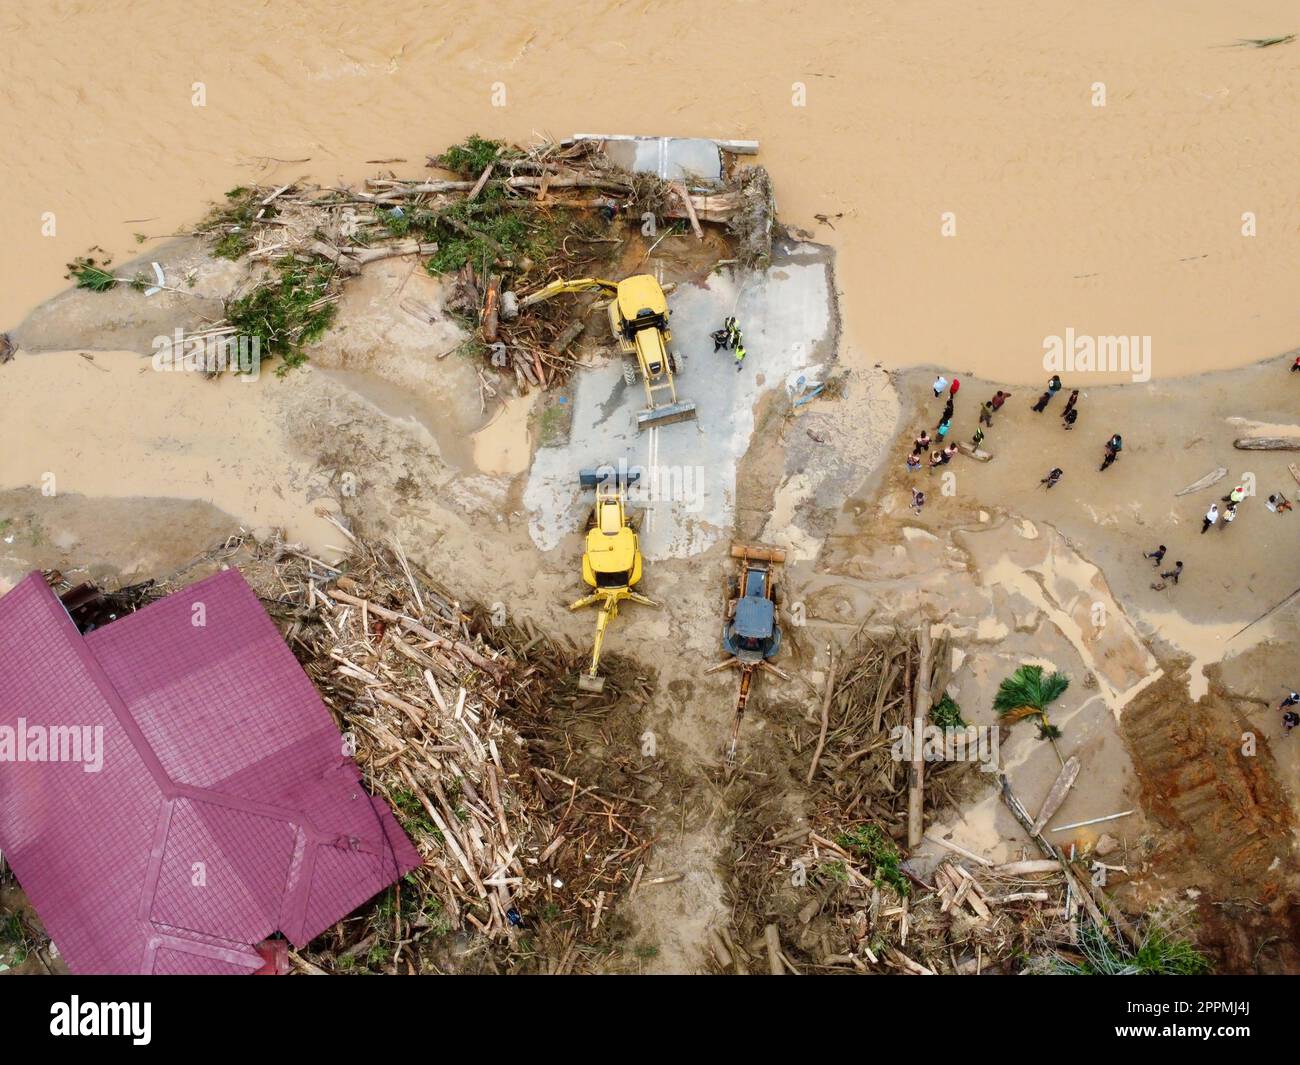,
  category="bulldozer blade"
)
[730,542,787,564]
[580,467,640,489]
[636,402,697,431]
[577,673,606,693]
